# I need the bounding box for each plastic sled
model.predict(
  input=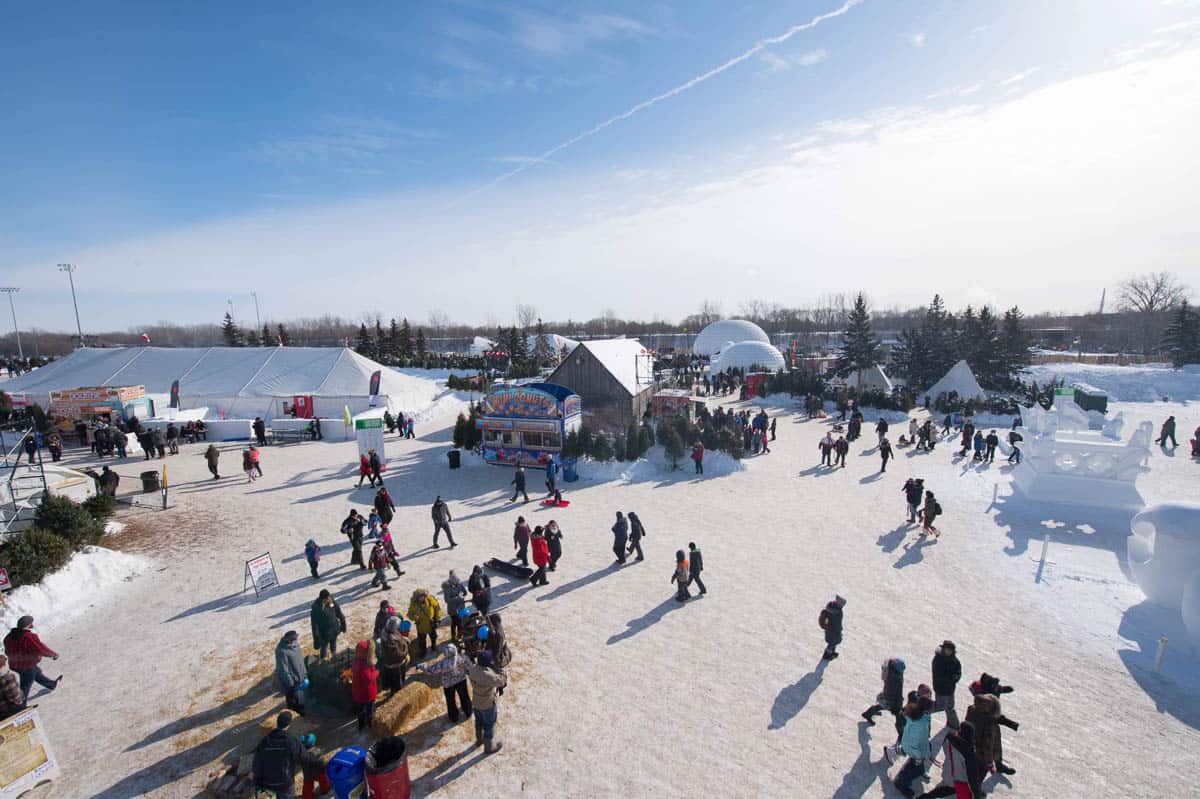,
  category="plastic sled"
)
[541,499,570,507]
[486,558,534,579]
